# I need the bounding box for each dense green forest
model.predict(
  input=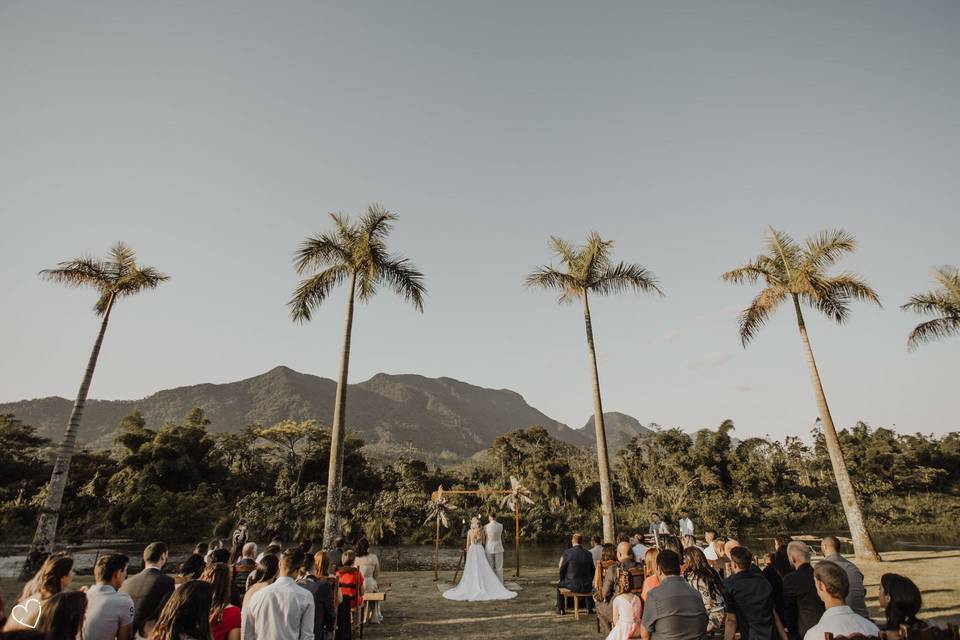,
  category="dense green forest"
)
[1,410,958,545]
